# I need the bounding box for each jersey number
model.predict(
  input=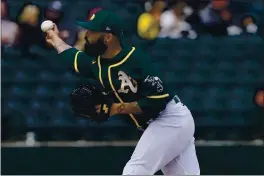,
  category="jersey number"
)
[118,71,138,94]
